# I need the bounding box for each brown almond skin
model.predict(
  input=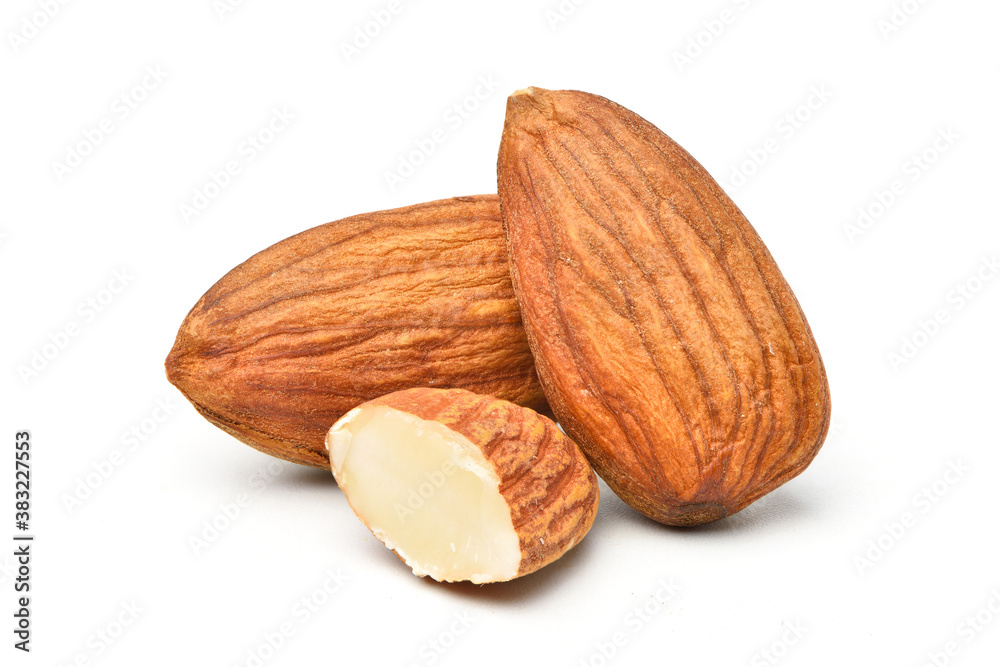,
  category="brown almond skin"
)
[342,387,599,579]
[497,88,831,526]
[166,195,547,469]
